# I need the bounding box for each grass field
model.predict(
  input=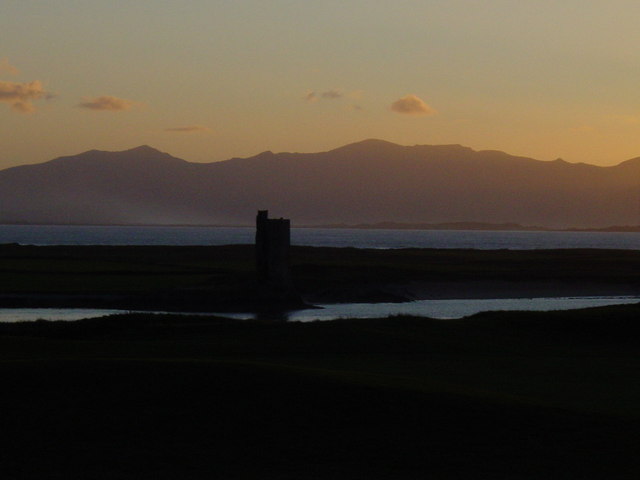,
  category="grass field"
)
[1,244,640,306]
[1,305,639,479]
